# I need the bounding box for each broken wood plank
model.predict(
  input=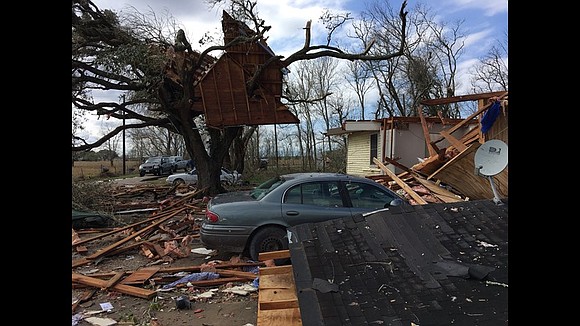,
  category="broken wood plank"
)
[121,266,160,285]
[214,269,258,281]
[72,289,97,313]
[373,158,428,205]
[258,264,302,326]
[431,91,508,146]
[72,273,156,299]
[258,250,290,261]
[104,271,126,290]
[439,129,467,152]
[410,173,464,203]
[83,208,185,262]
[418,105,438,157]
